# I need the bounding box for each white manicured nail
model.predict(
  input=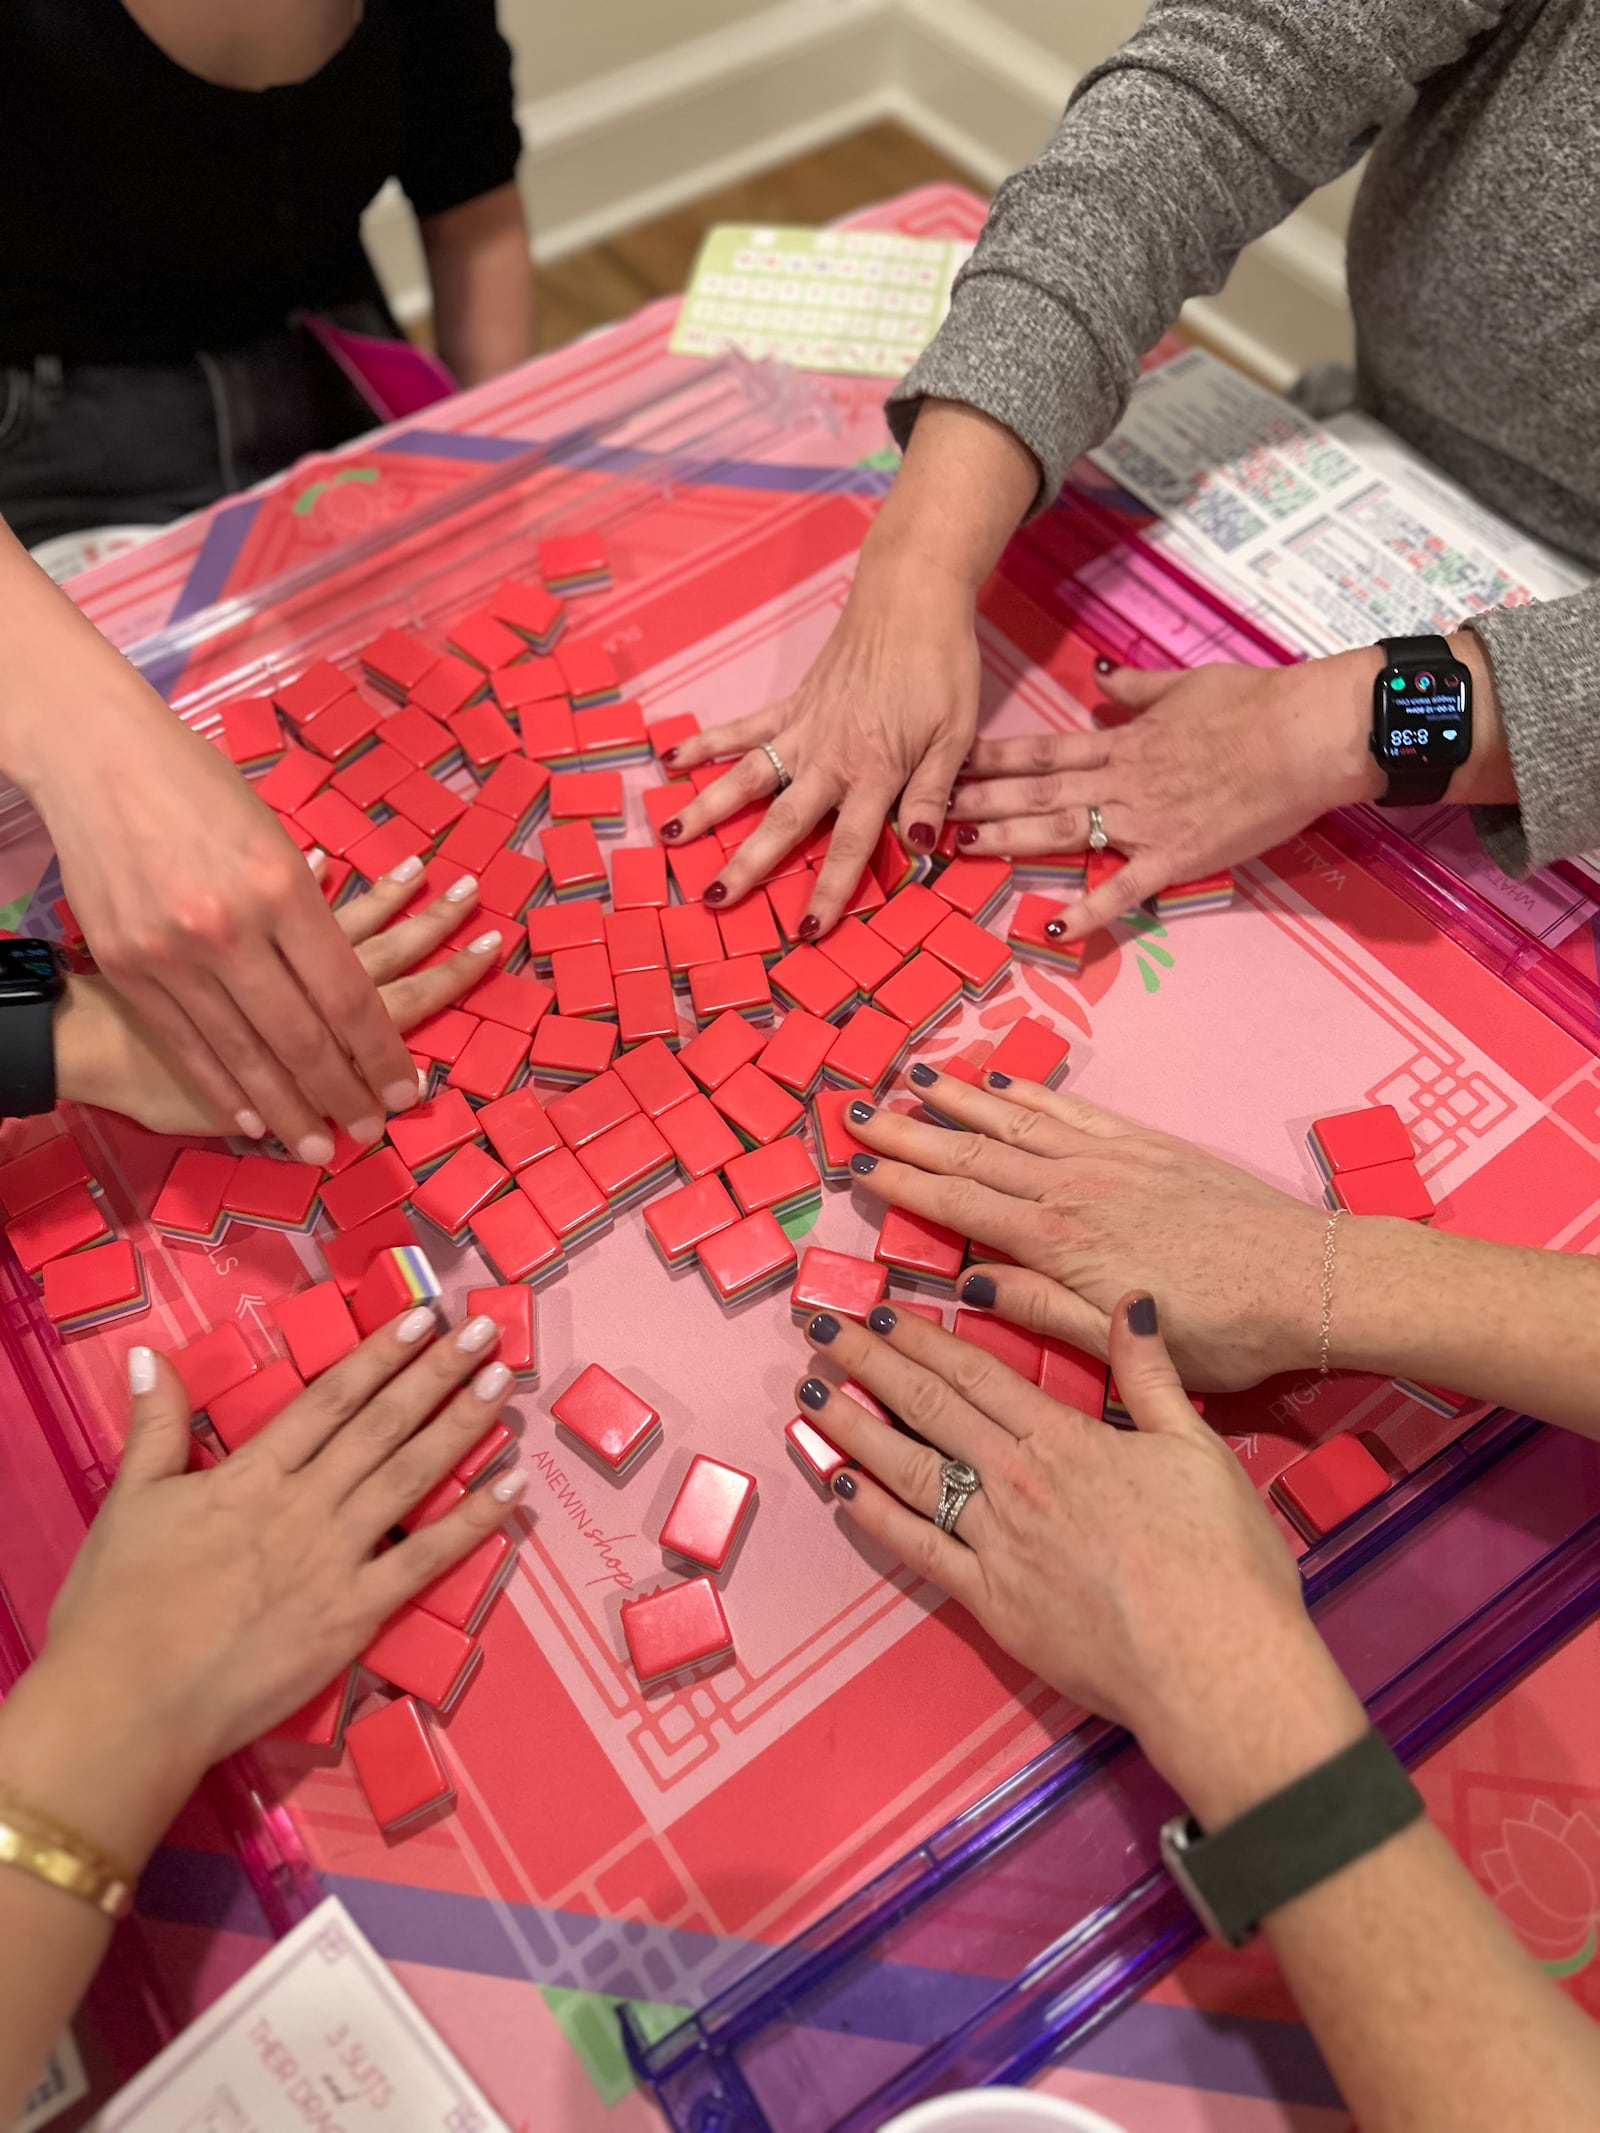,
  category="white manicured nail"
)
[297,1132,335,1167]
[305,847,327,872]
[491,1469,527,1505]
[457,1314,498,1354]
[235,1109,267,1139]
[473,1362,512,1403]
[468,930,502,955]
[445,874,478,903]
[128,1347,157,1396]
[386,853,424,884]
[397,1308,435,1344]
